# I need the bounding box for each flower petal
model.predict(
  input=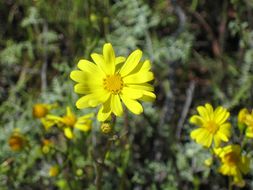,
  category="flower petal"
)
[76,91,109,109]
[91,53,108,74]
[97,99,112,121]
[123,71,154,84]
[77,59,103,75]
[111,95,123,116]
[197,106,210,121]
[140,91,156,102]
[64,128,74,139]
[121,87,143,99]
[103,43,115,74]
[116,56,126,65]
[120,49,142,77]
[189,115,204,126]
[121,95,143,114]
